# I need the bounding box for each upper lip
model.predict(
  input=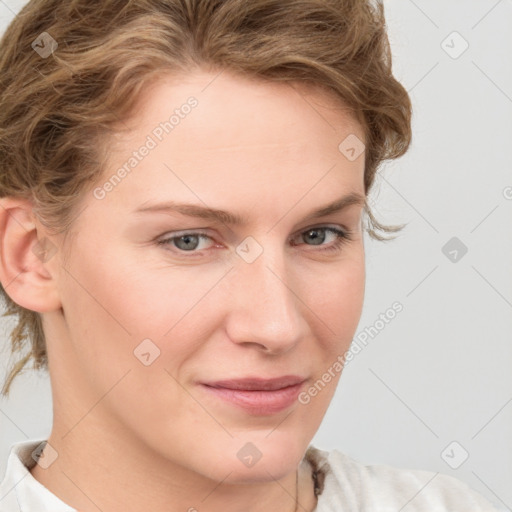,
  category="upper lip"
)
[202,375,307,391]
